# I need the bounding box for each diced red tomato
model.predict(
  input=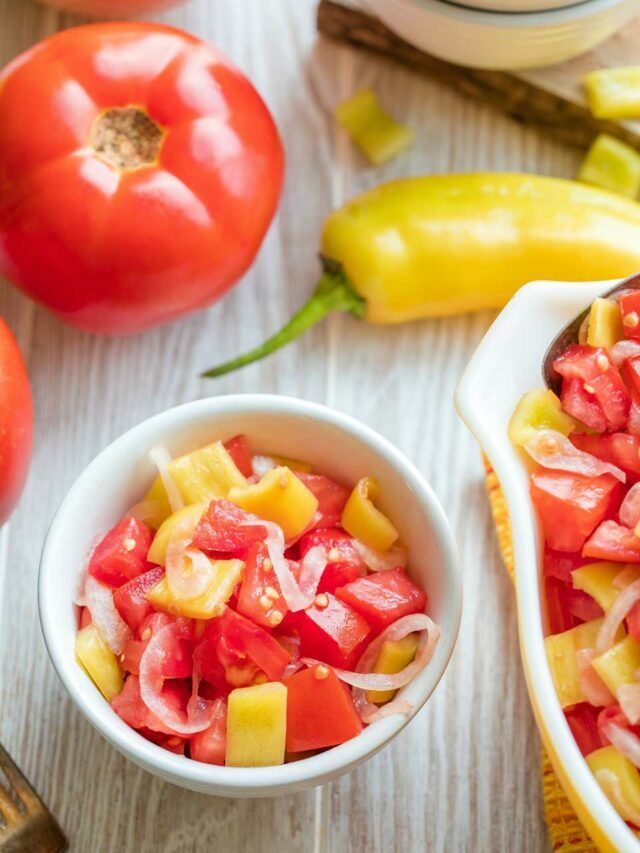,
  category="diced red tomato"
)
[121,613,192,678]
[566,582,604,622]
[284,665,363,752]
[621,355,640,399]
[79,606,92,628]
[88,516,154,587]
[571,431,640,482]
[189,700,227,765]
[543,547,587,583]
[554,345,630,432]
[299,528,365,594]
[565,704,601,757]
[619,293,640,341]
[598,705,640,747]
[628,601,640,642]
[583,520,640,563]
[224,435,253,479]
[192,500,265,553]
[560,378,607,433]
[296,473,350,529]
[219,609,290,681]
[335,568,426,633]
[237,542,288,628]
[530,468,623,552]
[111,675,191,737]
[545,576,578,634]
[113,565,165,631]
[292,594,371,668]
